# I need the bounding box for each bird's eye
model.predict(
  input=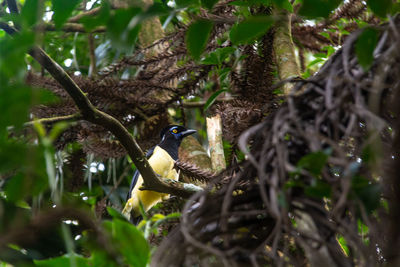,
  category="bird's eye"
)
[172,129,178,134]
